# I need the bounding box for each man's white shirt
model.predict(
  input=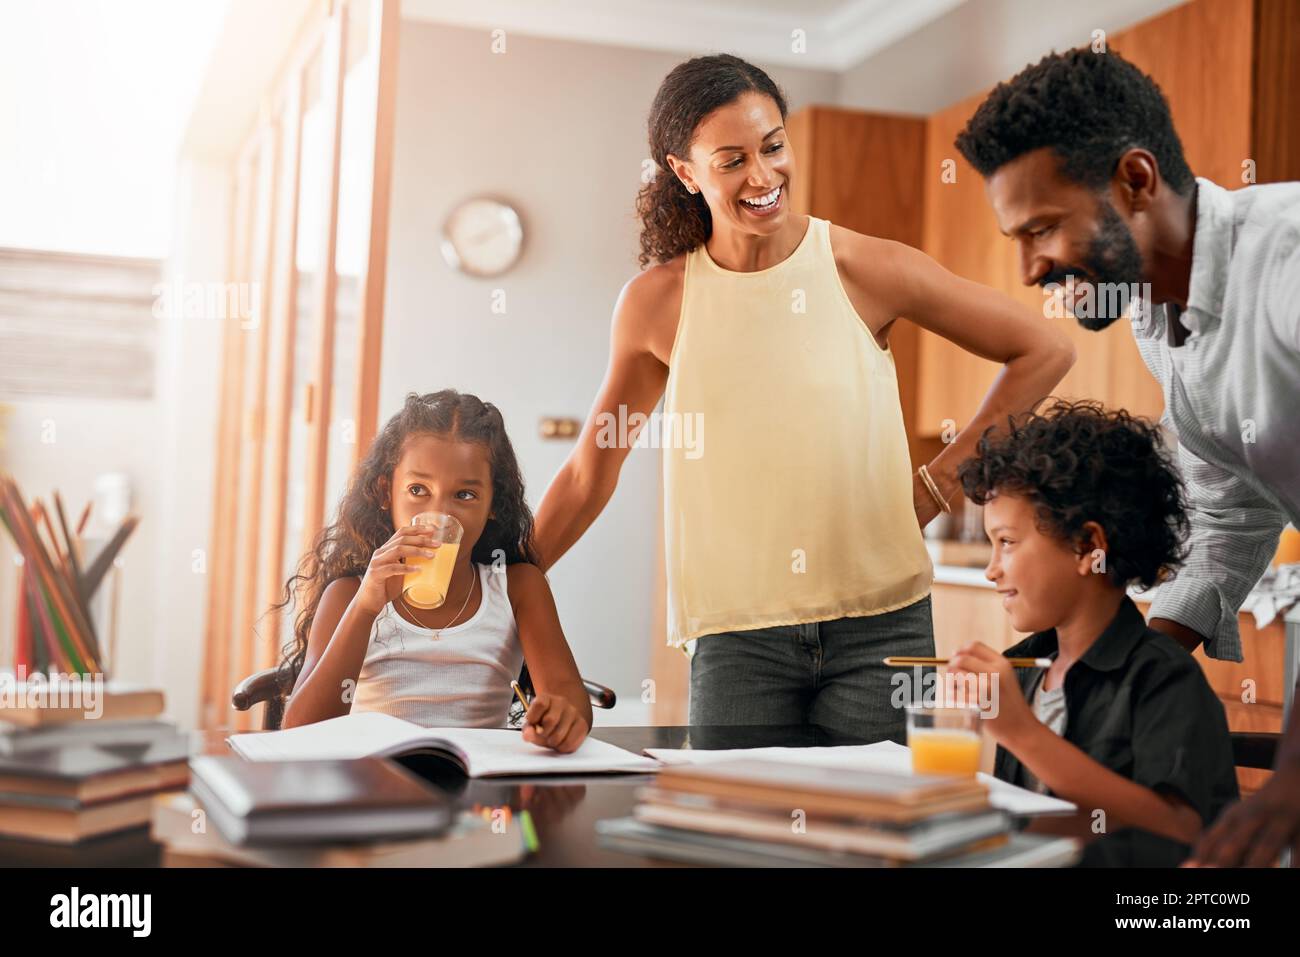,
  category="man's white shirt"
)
[1131,176,1300,661]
